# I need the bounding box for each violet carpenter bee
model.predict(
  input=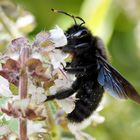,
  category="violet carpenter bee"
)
[46,9,140,122]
